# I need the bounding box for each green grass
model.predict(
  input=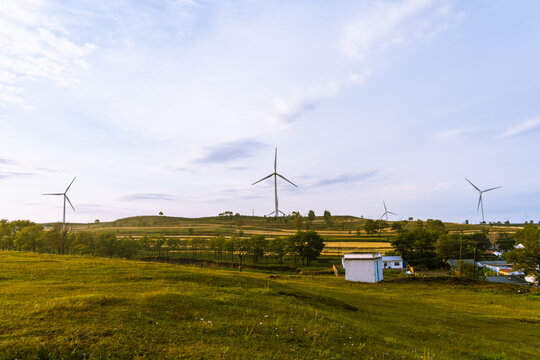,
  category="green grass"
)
[1,251,538,359]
